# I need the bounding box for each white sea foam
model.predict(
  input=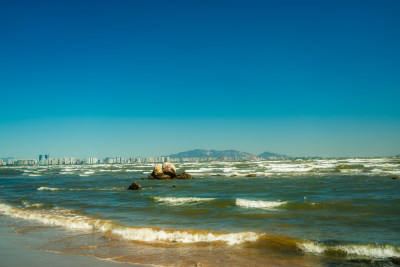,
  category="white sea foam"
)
[0,203,260,245]
[60,168,75,172]
[236,198,287,209]
[298,241,400,259]
[98,187,125,191]
[297,241,327,254]
[222,167,236,173]
[268,164,313,173]
[111,227,260,245]
[153,197,216,206]
[22,201,44,208]
[184,168,214,173]
[37,187,61,191]
[37,186,124,191]
[335,244,400,258]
